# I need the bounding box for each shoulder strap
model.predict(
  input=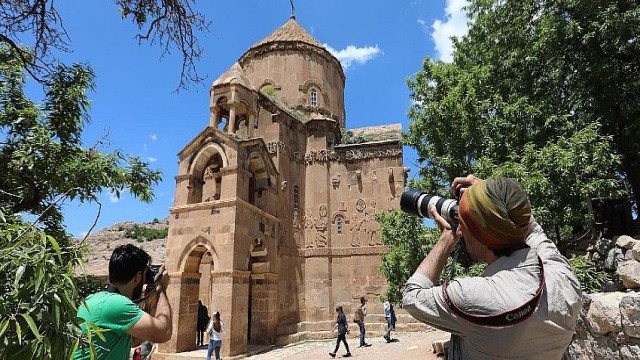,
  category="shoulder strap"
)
[442,256,545,327]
